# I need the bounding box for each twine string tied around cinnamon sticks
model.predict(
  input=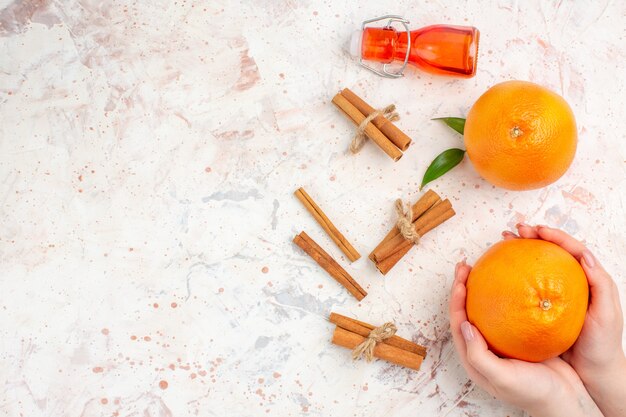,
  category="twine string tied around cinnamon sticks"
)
[352,322,397,362]
[350,104,399,154]
[395,199,421,244]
